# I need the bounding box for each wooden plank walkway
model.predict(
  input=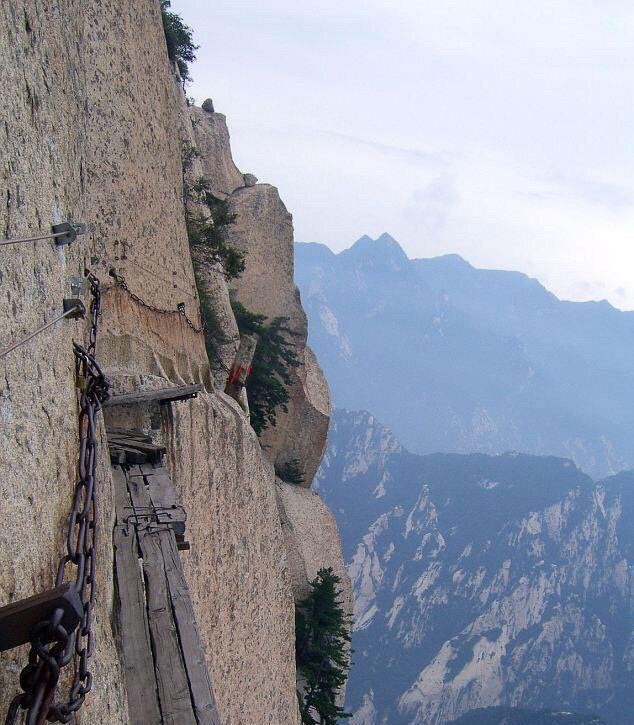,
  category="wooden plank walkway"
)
[111,439,221,725]
[104,384,204,408]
